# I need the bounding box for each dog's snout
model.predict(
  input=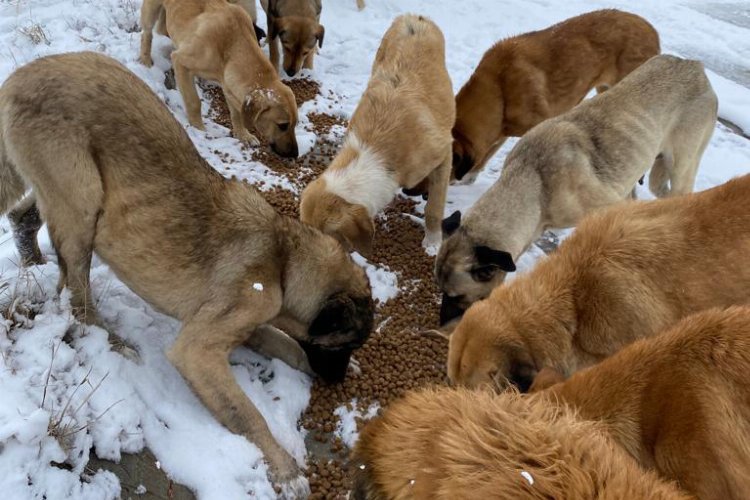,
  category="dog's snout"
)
[284,67,297,77]
[273,141,299,158]
[440,293,466,326]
